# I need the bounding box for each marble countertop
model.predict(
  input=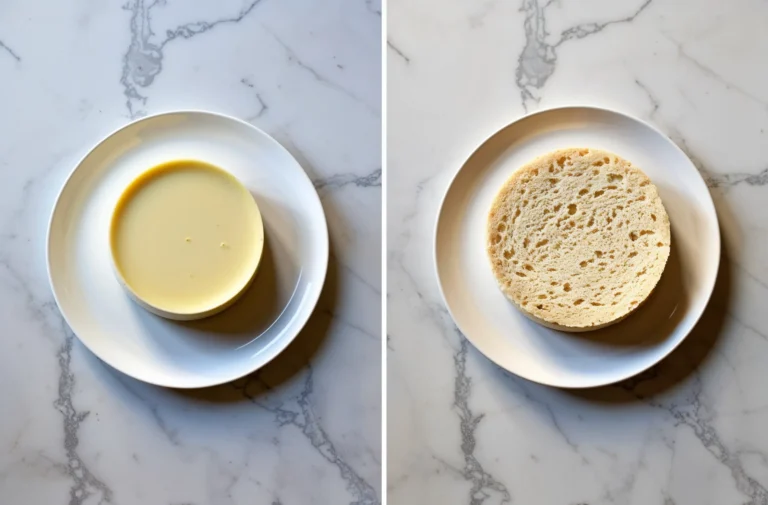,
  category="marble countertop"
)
[388,0,768,503]
[0,1,381,504]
